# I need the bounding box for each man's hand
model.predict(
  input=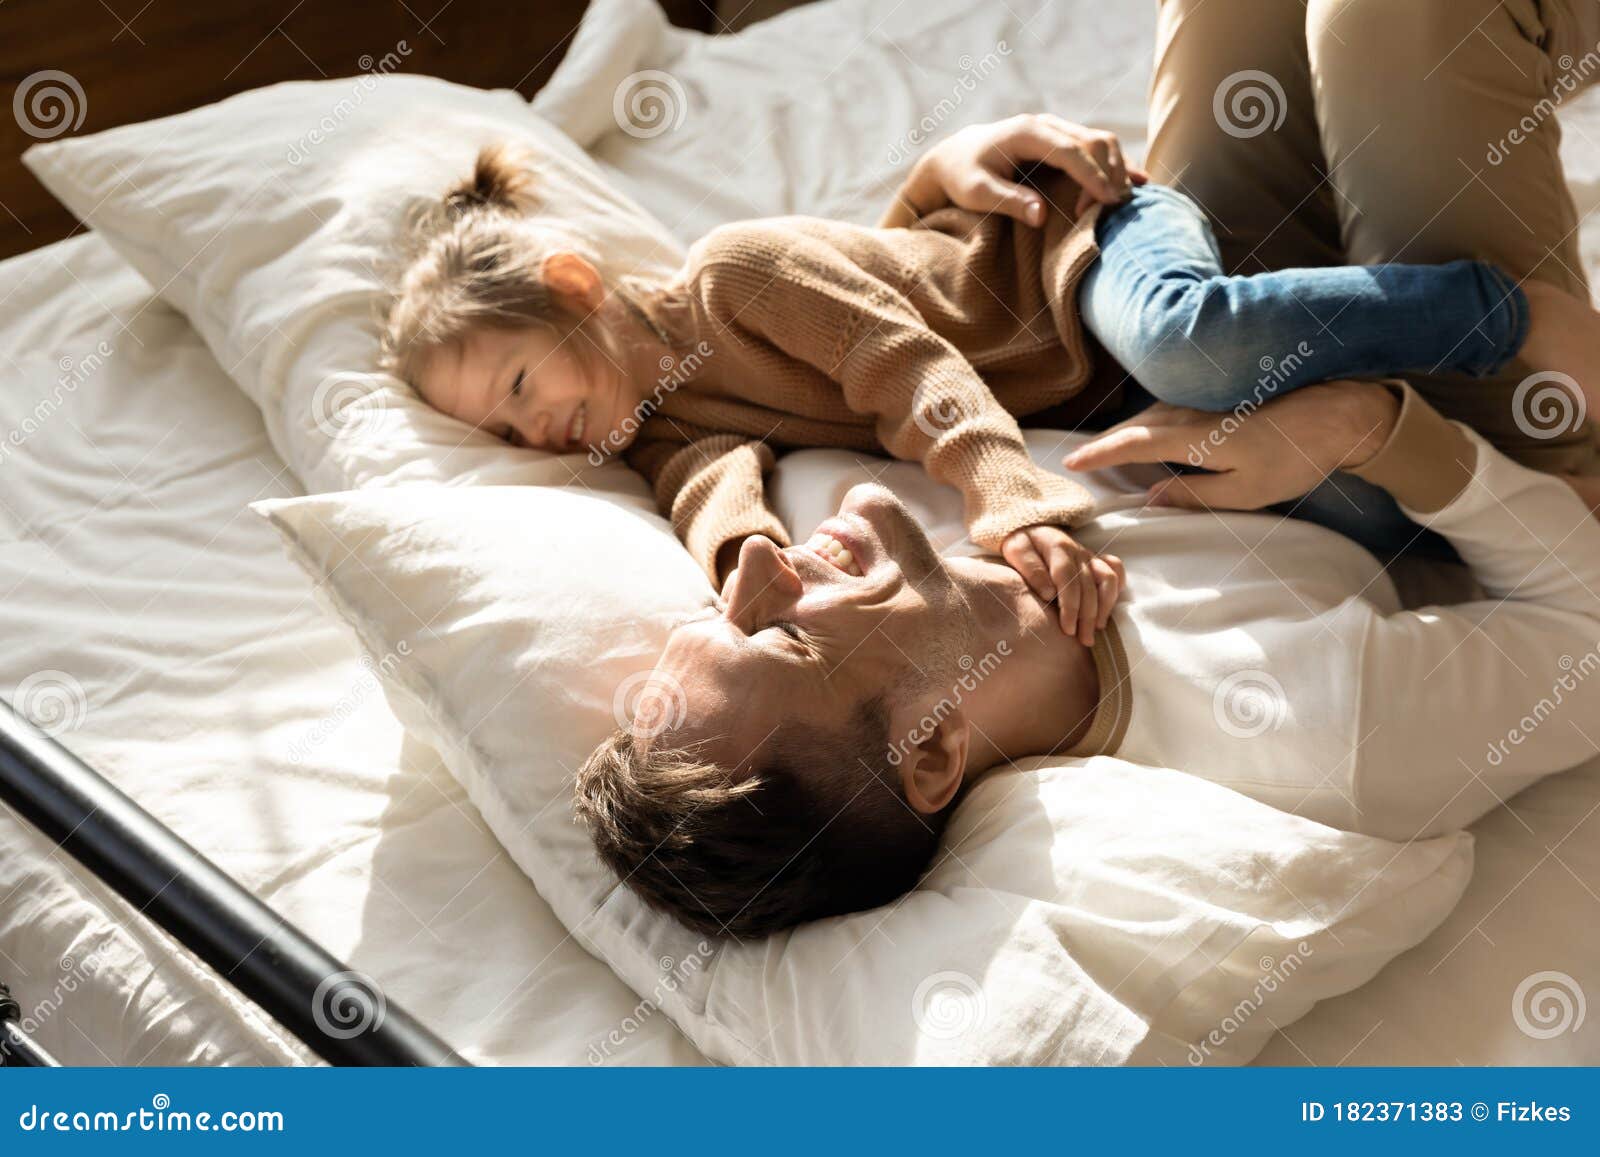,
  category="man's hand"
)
[1001,524,1125,645]
[1061,381,1402,511]
[880,113,1149,229]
